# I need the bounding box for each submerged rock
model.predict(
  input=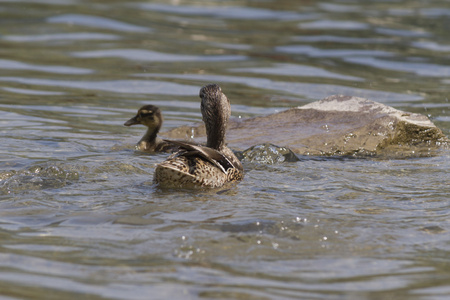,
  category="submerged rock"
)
[164,95,449,157]
[0,164,79,194]
[236,143,300,164]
